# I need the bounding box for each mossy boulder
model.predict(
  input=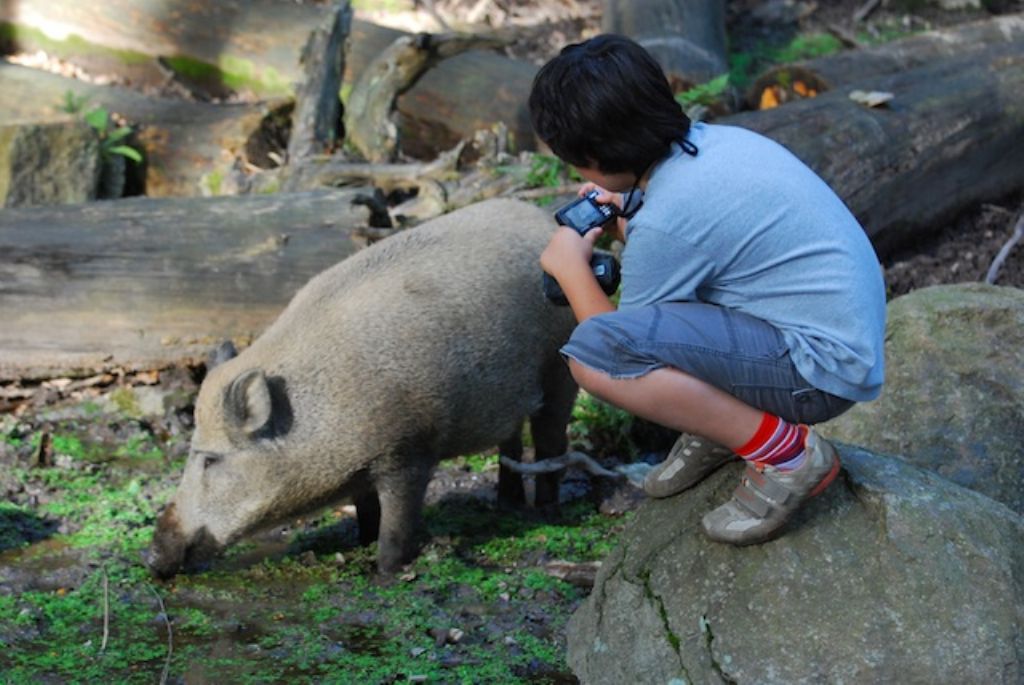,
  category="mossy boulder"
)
[0,121,100,207]
[566,445,1024,684]
[823,283,1024,514]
